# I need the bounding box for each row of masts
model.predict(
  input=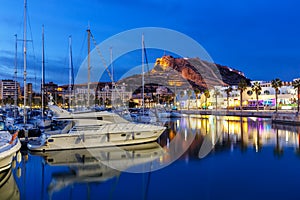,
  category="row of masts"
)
[17,1,150,122]
[17,21,113,113]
